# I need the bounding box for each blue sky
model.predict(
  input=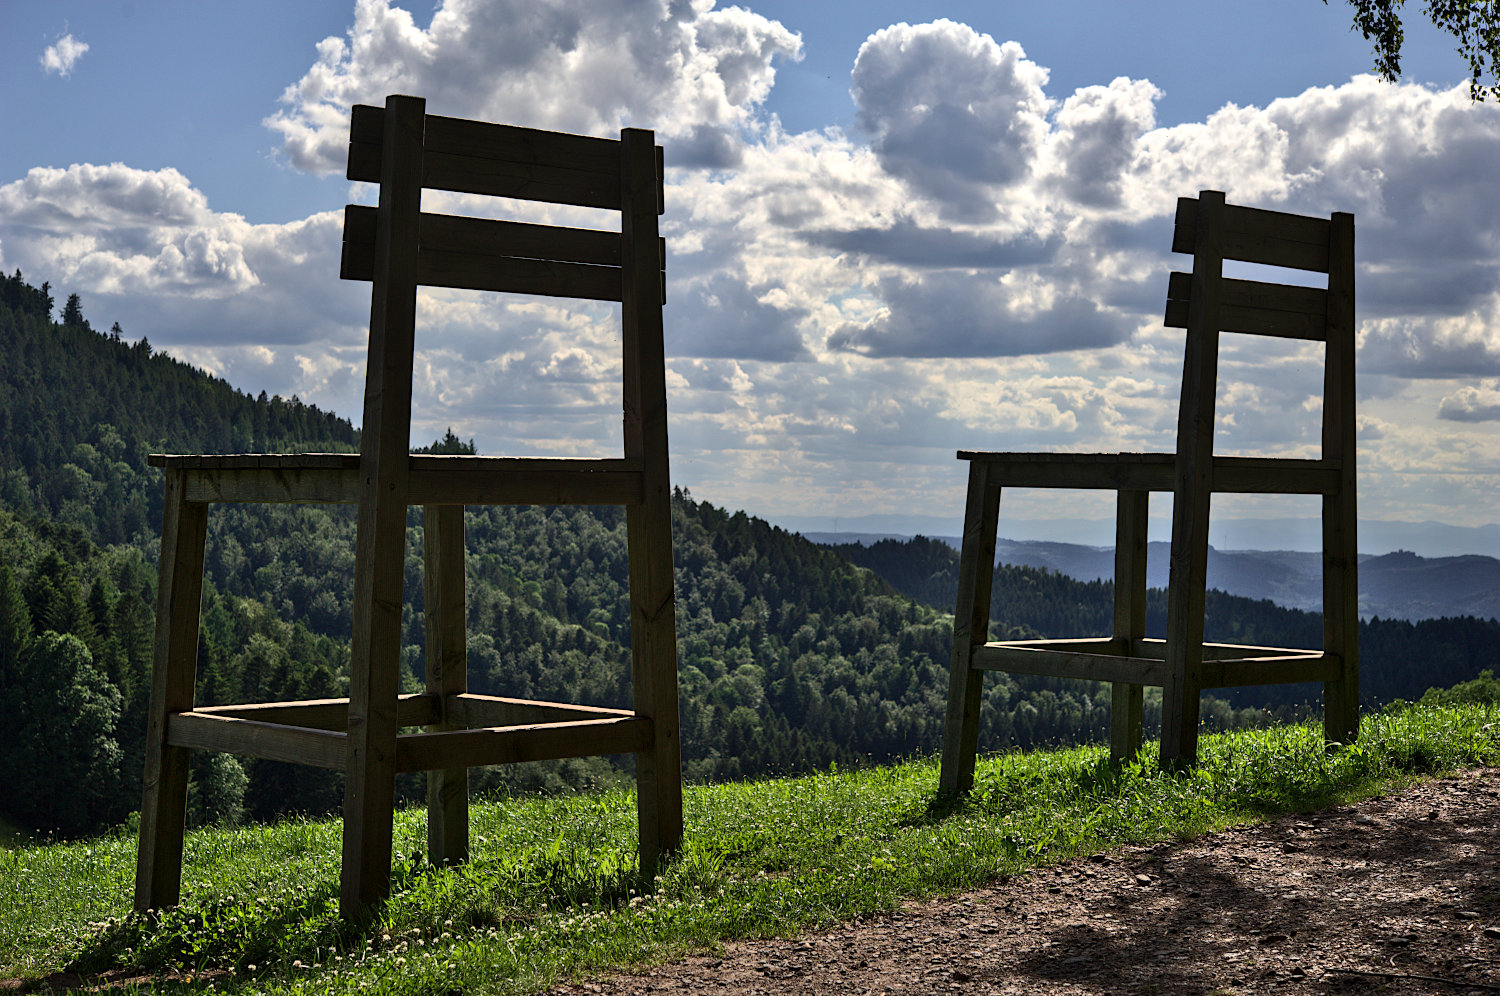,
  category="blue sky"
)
[3,1,1497,550]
